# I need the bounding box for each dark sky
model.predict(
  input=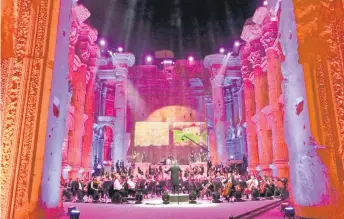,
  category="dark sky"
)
[81,0,259,62]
